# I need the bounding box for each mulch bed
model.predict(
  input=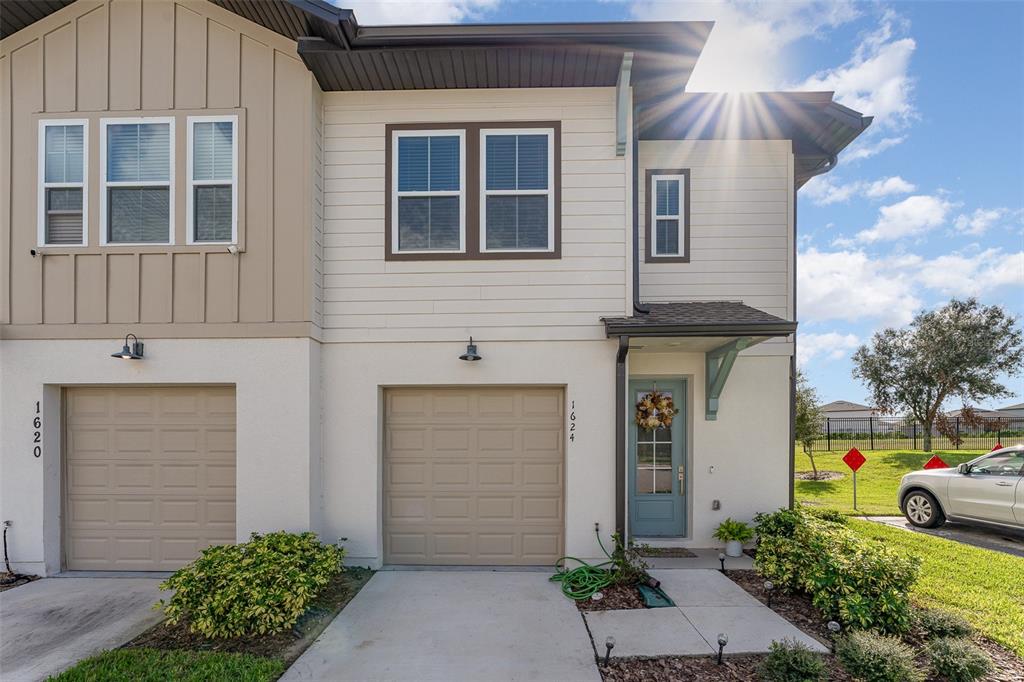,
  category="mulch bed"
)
[0,572,40,592]
[794,470,845,481]
[575,584,646,612]
[598,654,852,681]
[122,567,372,666]
[636,547,697,558]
